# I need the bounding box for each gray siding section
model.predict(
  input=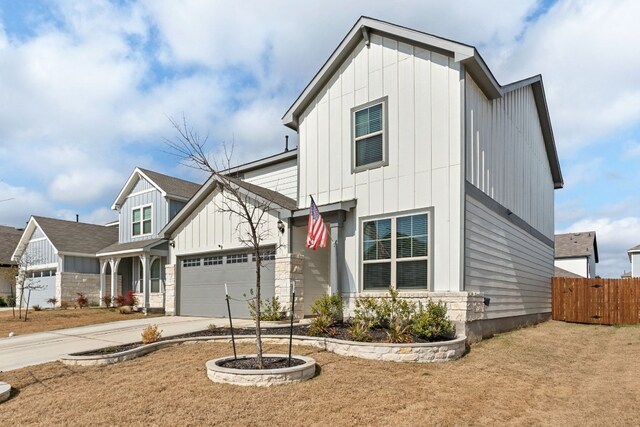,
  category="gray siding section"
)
[169,200,186,220]
[118,188,168,243]
[464,193,553,319]
[24,236,57,266]
[64,256,100,274]
[119,257,134,293]
[32,228,45,239]
[131,176,155,193]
